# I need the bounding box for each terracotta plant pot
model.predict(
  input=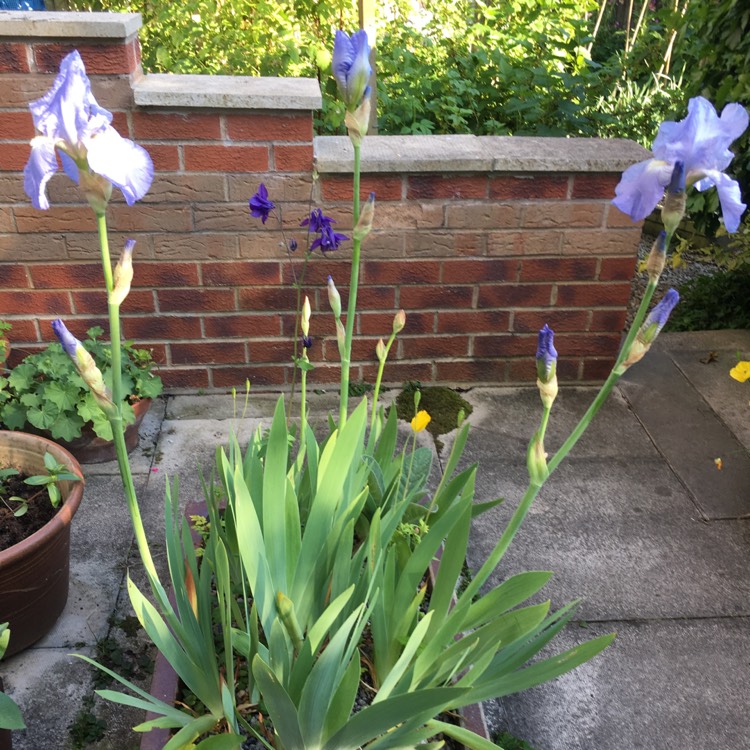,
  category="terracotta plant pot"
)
[44,398,152,464]
[0,431,85,658]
